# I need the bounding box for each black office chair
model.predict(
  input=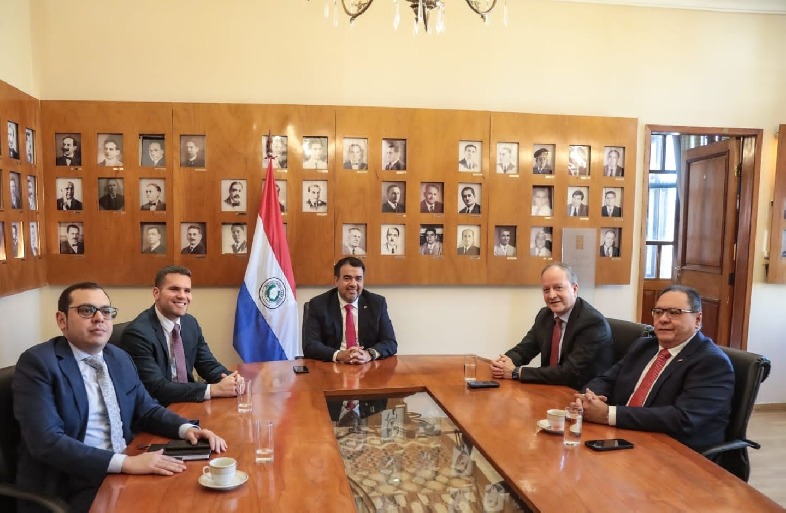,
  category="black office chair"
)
[296,302,310,360]
[107,321,130,346]
[0,366,71,513]
[701,346,771,482]
[606,317,654,361]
